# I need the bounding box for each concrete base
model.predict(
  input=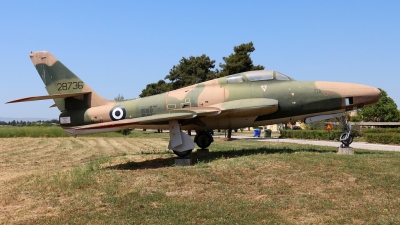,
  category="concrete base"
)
[337,147,354,155]
[196,148,209,156]
[175,157,192,166]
